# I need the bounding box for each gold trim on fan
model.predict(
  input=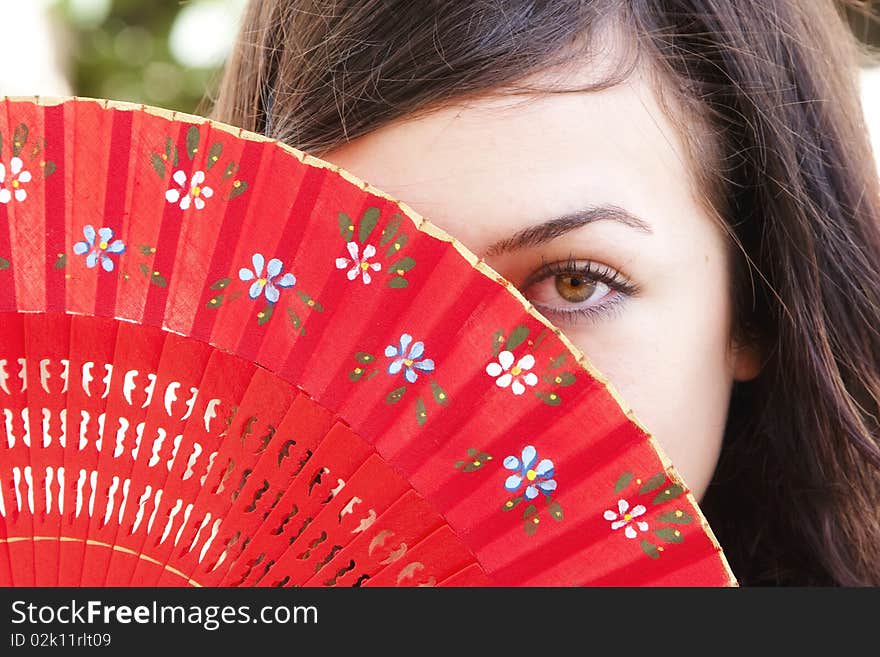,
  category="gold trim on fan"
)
[0,95,738,586]
[0,536,202,586]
